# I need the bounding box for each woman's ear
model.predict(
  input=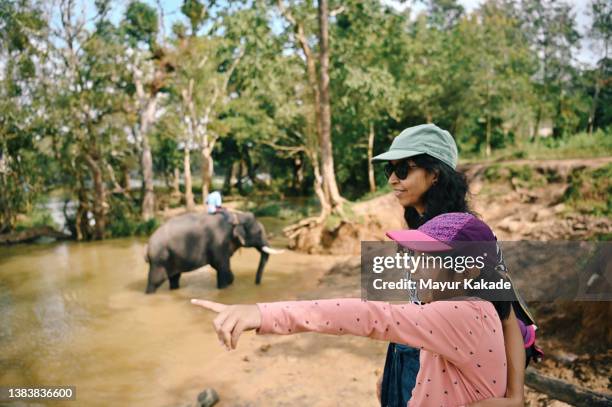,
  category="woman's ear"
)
[431,169,440,186]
